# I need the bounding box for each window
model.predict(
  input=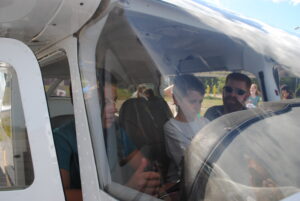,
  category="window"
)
[201,106,300,201]
[0,64,34,189]
[81,5,240,199]
[275,65,299,99]
[41,56,73,119]
[163,71,258,117]
[43,78,71,98]
[79,1,300,200]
